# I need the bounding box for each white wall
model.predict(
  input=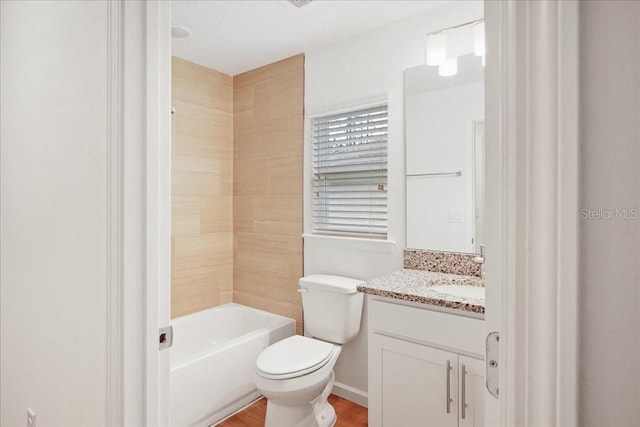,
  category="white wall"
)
[1,2,110,425]
[303,1,483,402]
[579,2,640,425]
